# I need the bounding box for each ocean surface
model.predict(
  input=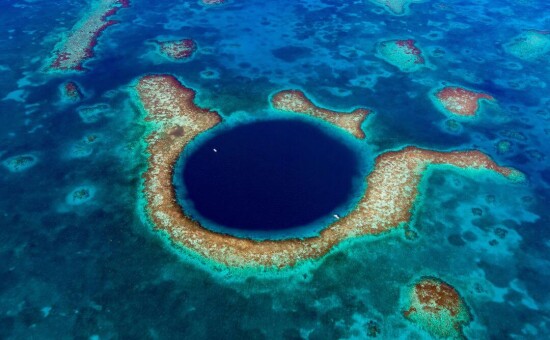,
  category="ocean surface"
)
[177,118,365,239]
[0,0,549,338]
